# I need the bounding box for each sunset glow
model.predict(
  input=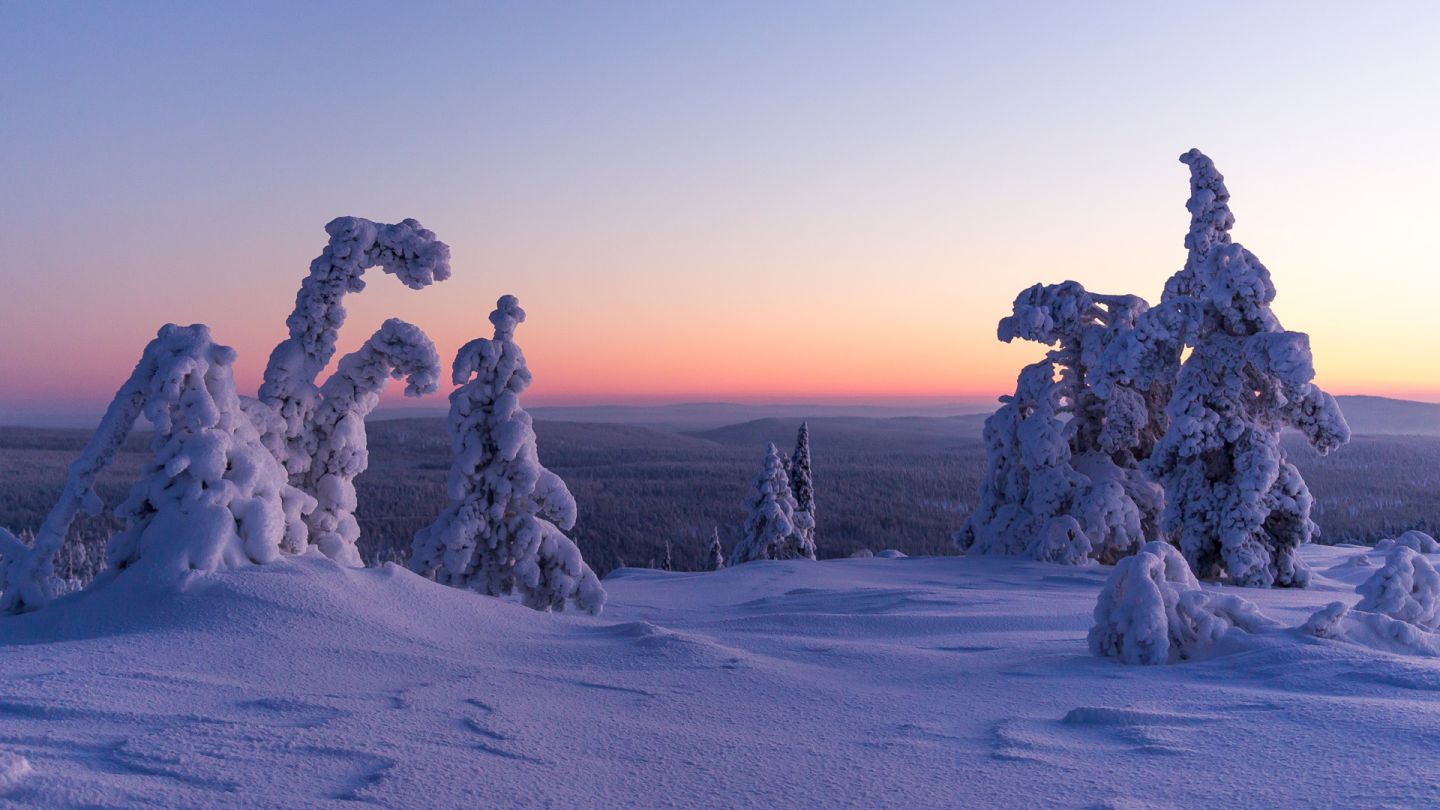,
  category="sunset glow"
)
[3,2,1438,423]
